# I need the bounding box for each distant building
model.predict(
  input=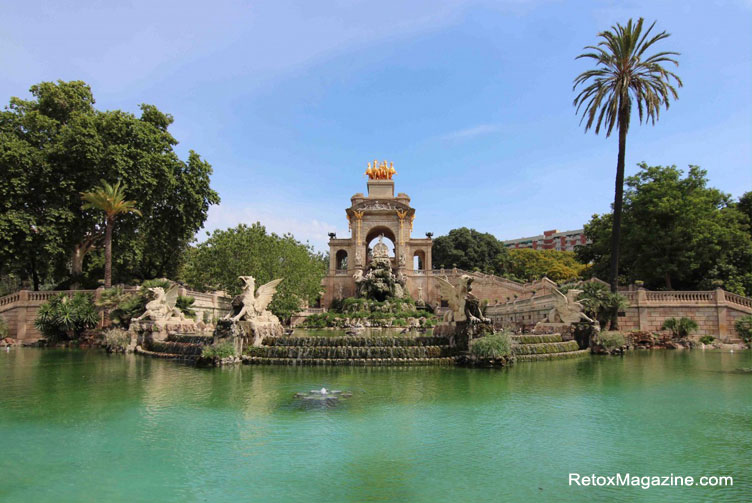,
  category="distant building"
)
[502,229,589,252]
